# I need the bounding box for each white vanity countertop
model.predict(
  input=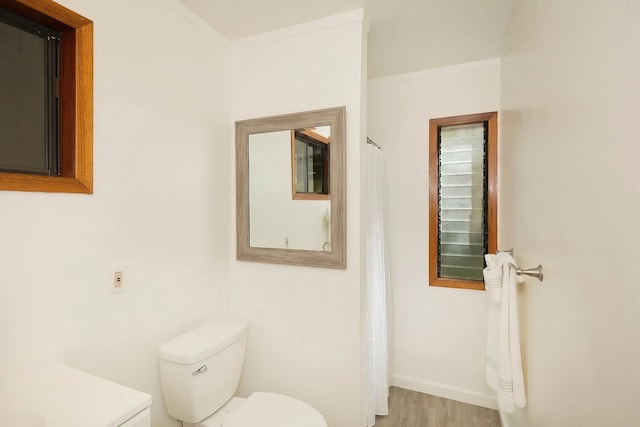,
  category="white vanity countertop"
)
[0,364,152,427]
